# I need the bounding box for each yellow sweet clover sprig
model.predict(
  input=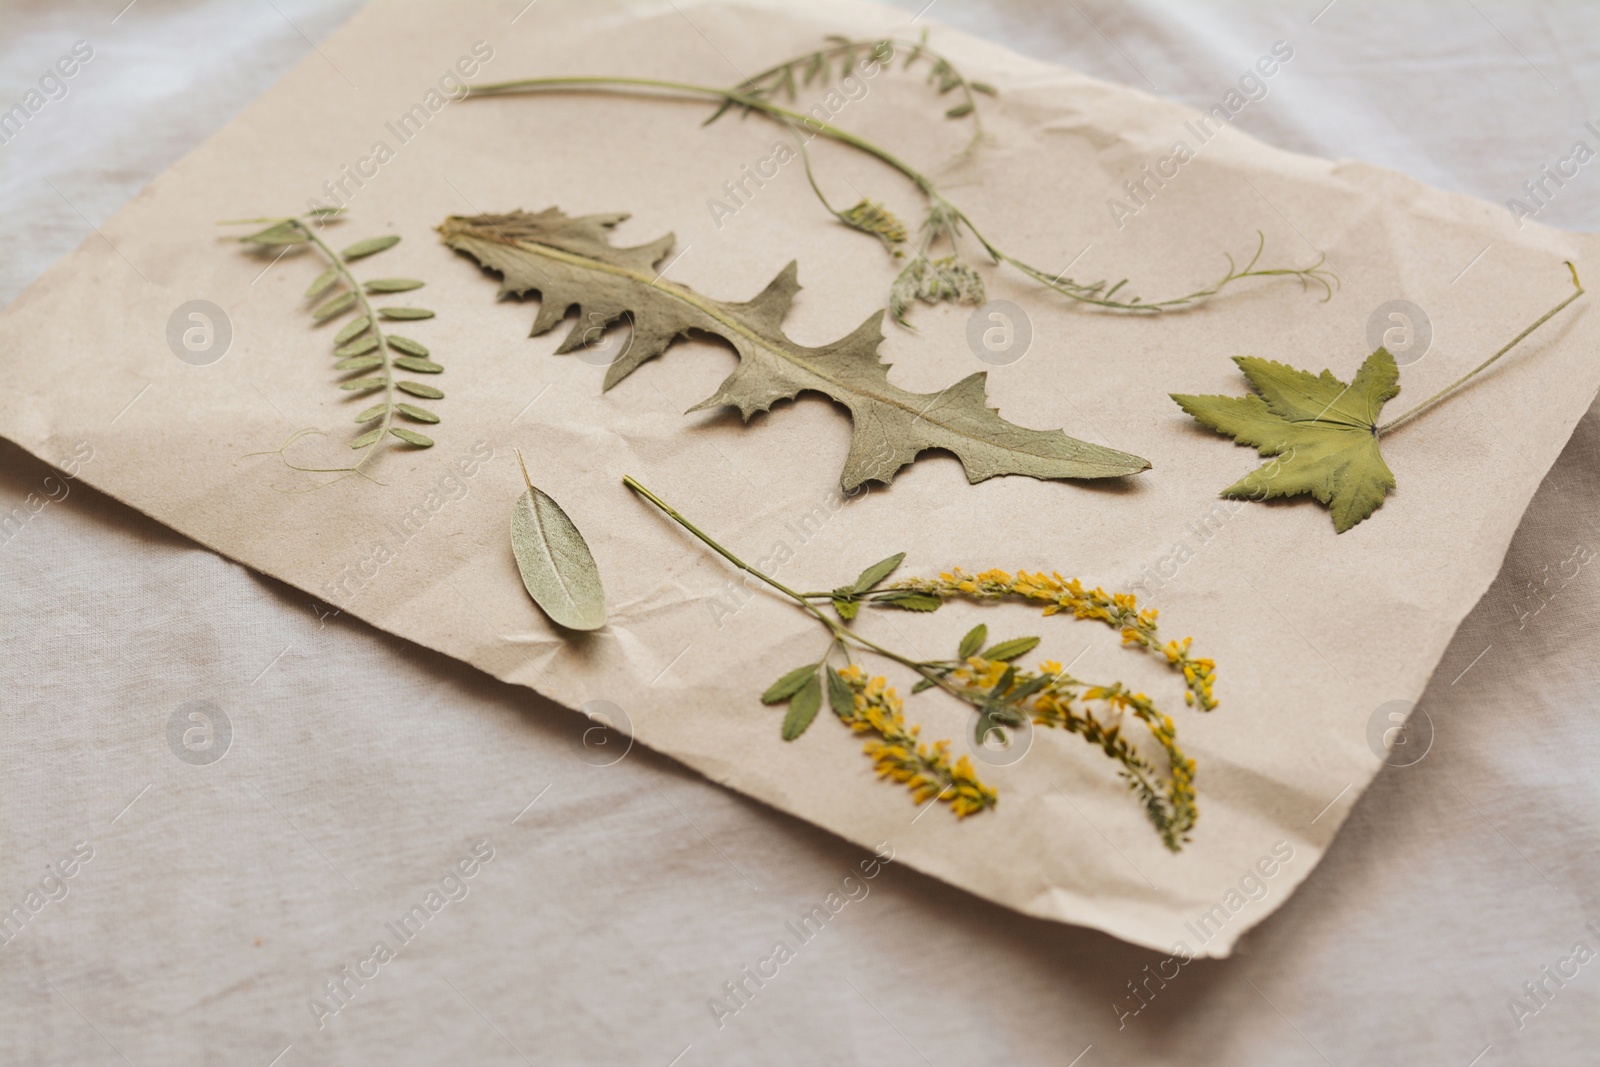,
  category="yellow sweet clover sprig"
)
[953,656,1196,849]
[889,568,1218,712]
[838,666,997,818]
[623,477,1213,847]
